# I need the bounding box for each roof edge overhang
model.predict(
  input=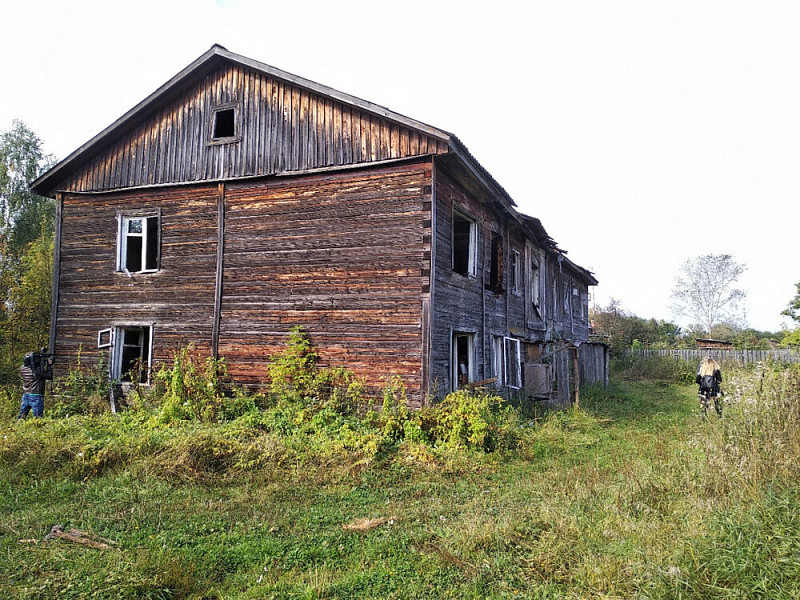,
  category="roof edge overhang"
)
[32,44,452,197]
[444,140,598,286]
